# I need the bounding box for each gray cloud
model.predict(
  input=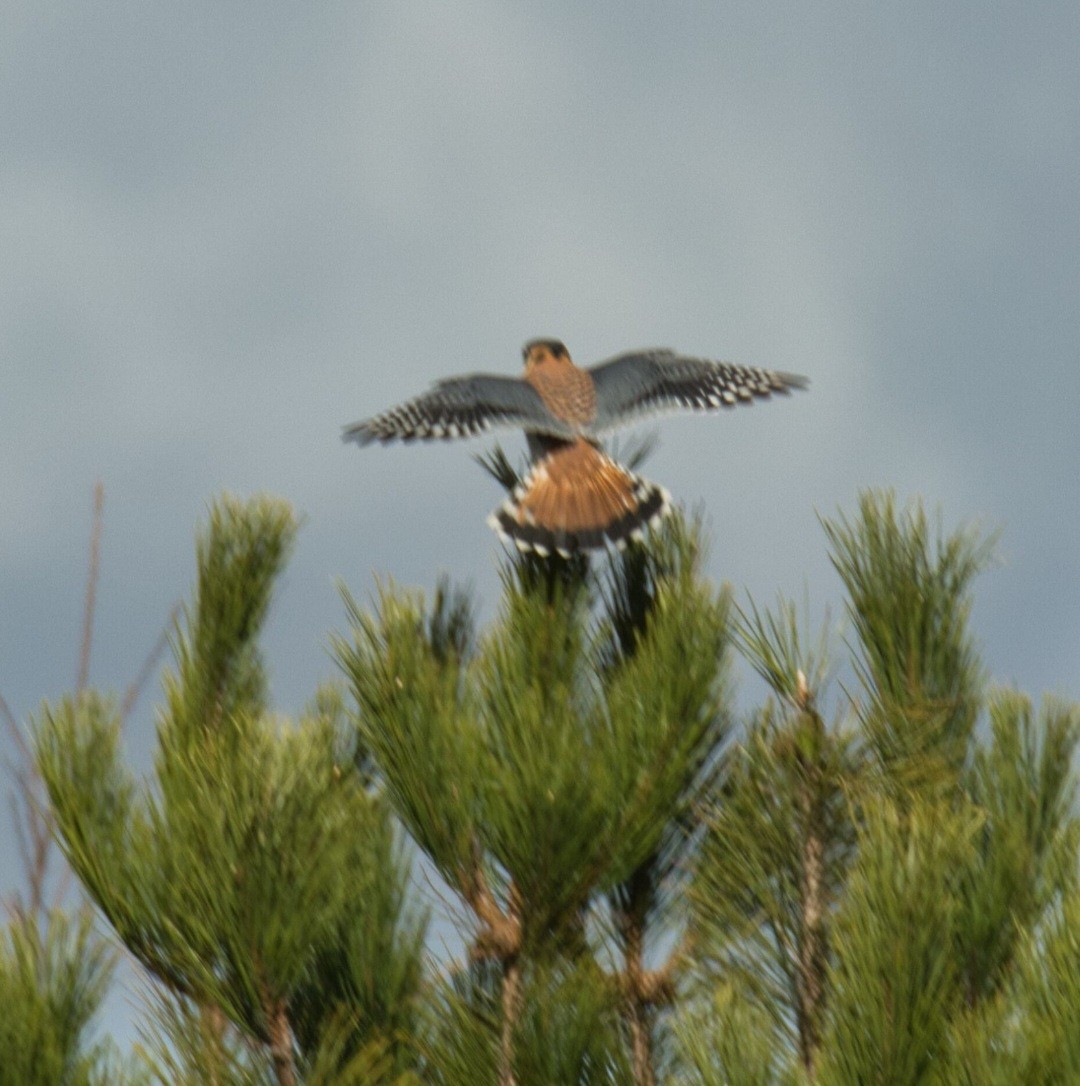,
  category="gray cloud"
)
[3,3,1080,1041]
